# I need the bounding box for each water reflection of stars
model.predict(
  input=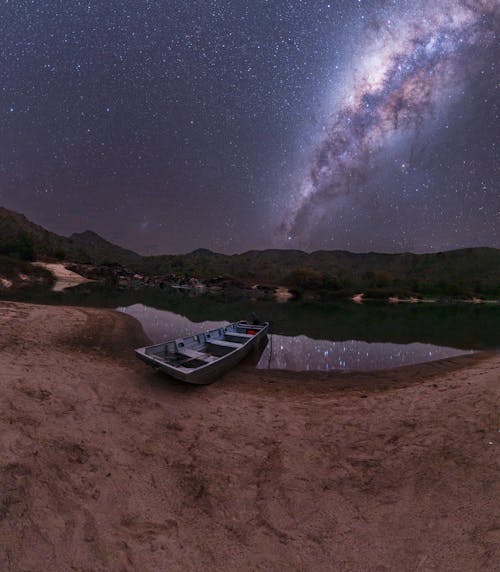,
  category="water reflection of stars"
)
[259,335,472,372]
